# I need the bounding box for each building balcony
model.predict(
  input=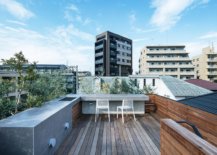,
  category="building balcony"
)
[95,52,103,57]
[147,57,191,61]
[208,72,217,75]
[207,65,217,68]
[95,44,104,50]
[180,71,195,75]
[207,58,217,62]
[95,59,103,64]
[146,50,189,54]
